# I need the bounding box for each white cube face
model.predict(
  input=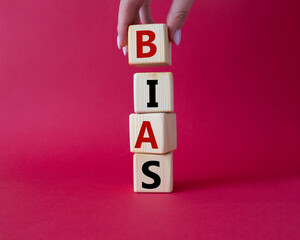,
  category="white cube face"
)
[134,152,173,193]
[128,24,172,67]
[129,113,177,154]
[134,72,174,113]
